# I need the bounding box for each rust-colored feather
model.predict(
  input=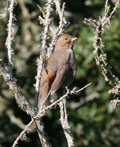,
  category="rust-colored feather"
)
[46,73,54,84]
